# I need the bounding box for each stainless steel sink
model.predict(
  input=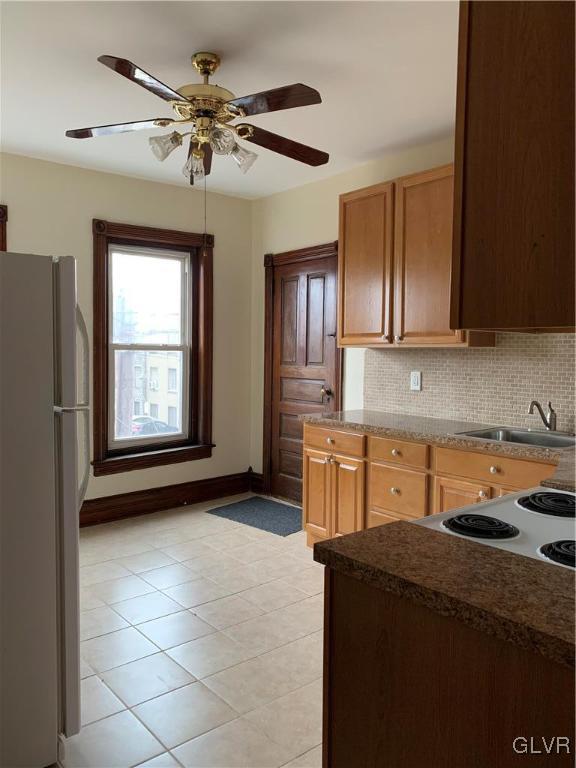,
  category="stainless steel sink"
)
[457,428,575,449]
